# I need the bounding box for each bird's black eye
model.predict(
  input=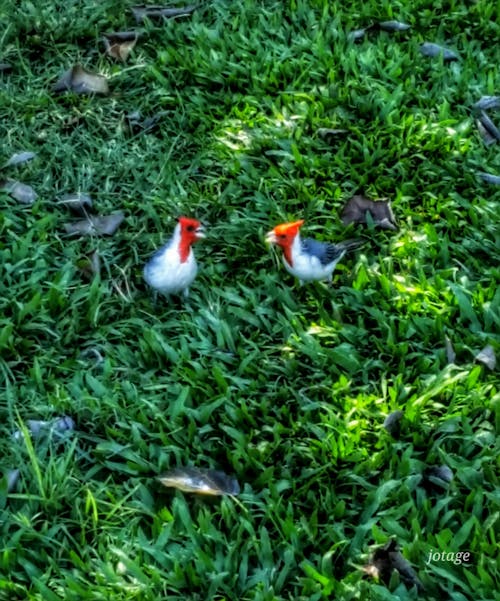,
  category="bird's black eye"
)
[279,234,286,239]
[186,225,195,232]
